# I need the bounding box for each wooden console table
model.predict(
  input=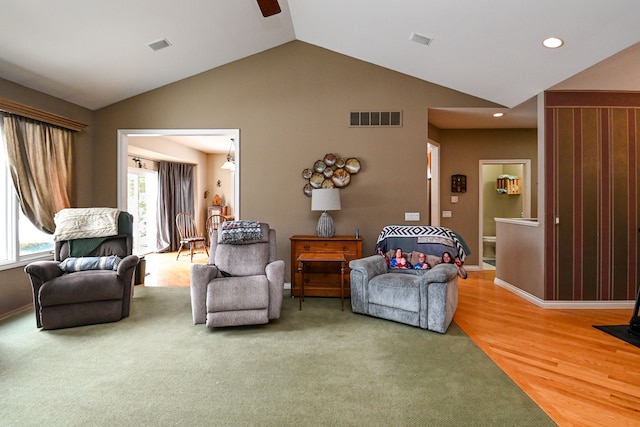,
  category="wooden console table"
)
[297,252,346,310]
[290,235,363,306]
